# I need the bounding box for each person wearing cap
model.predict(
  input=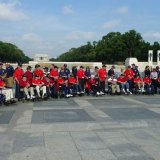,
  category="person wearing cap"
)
[5,63,14,88]
[76,66,85,94]
[25,66,33,86]
[124,65,134,92]
[33,64,44,79]
[64,64,70,78]
[0,77,16,105]
[32,75,47,98]
[14,63,24,99]
[98,64,107,95]
[19,75,35,100]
